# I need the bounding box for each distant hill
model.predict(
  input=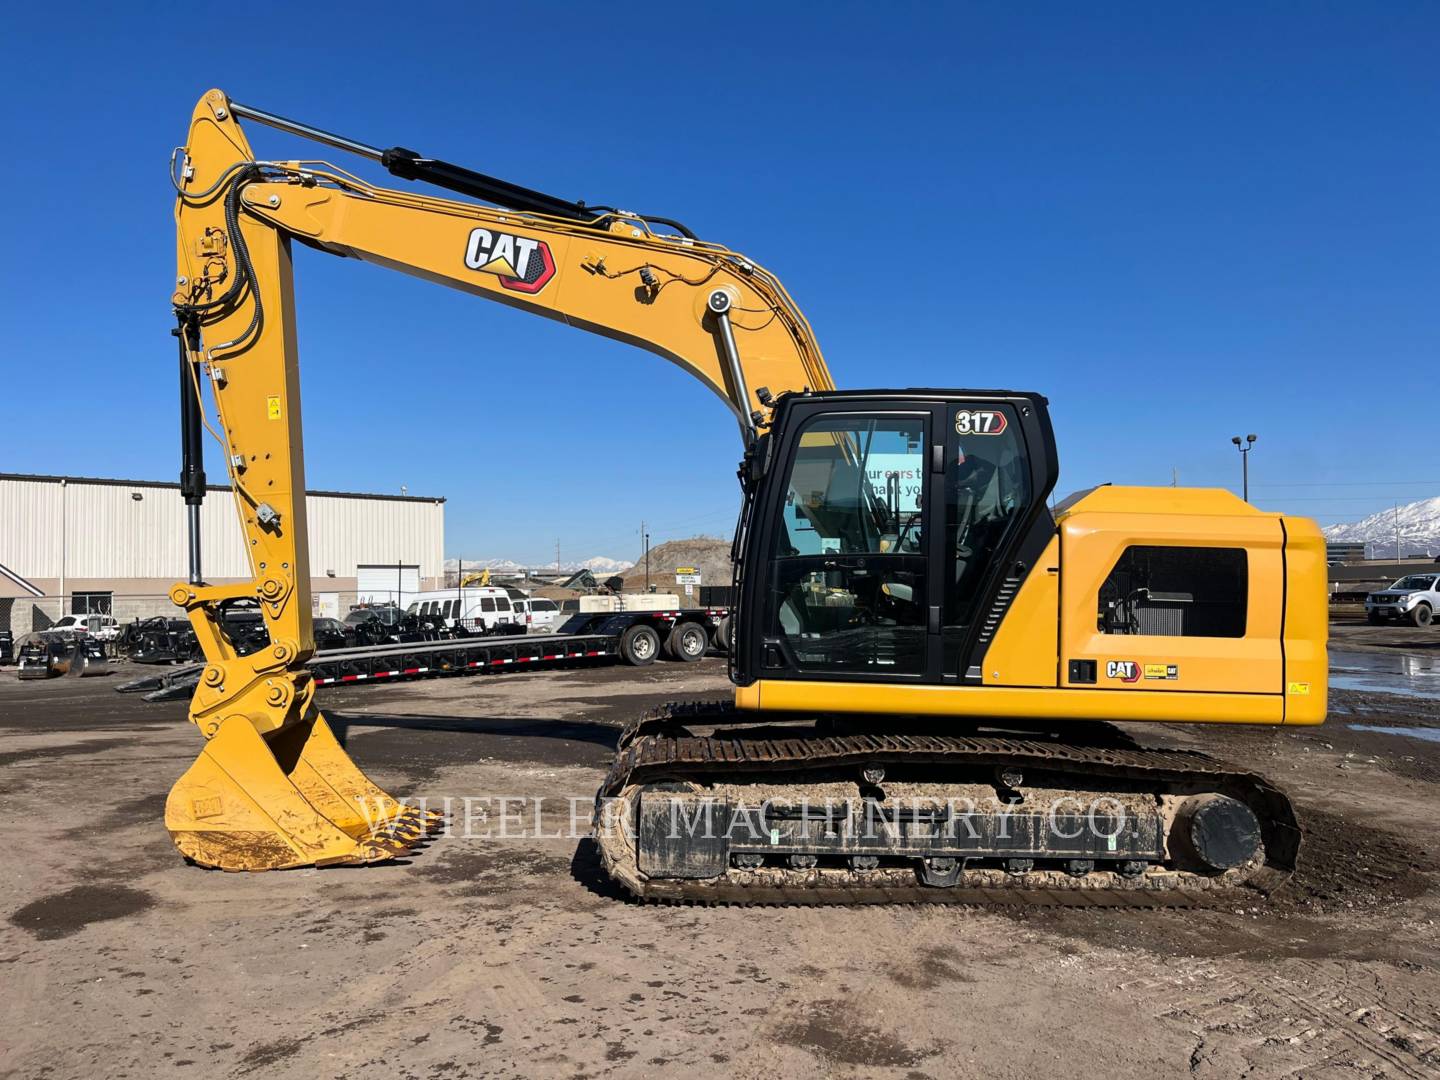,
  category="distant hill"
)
[618,537,732,592]
[1324,496,1440,559]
